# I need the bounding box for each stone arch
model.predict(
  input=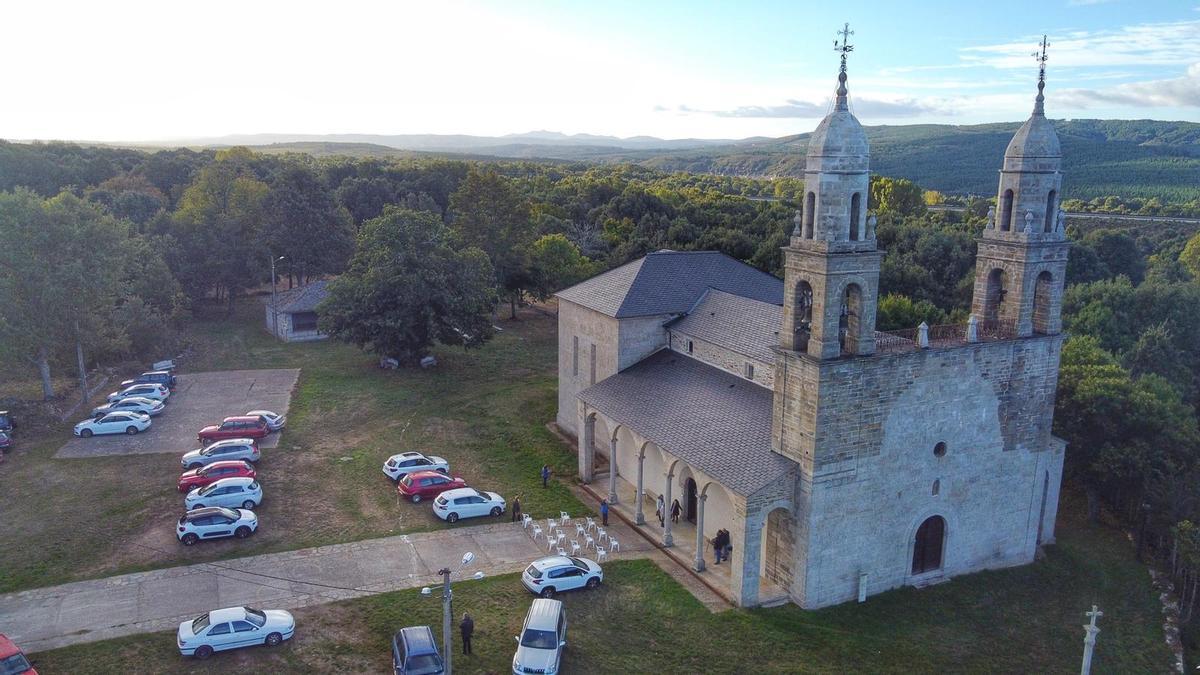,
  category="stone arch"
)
[906,510,954,579]
[803,191,815,238]
[1043,190,1057,233]
[984,268,1007,323]
[1000,189,1014,232]
[760,504,796,592]
[849,192,862,241]
[1032,270,1054,334]
[911,515,946,575]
